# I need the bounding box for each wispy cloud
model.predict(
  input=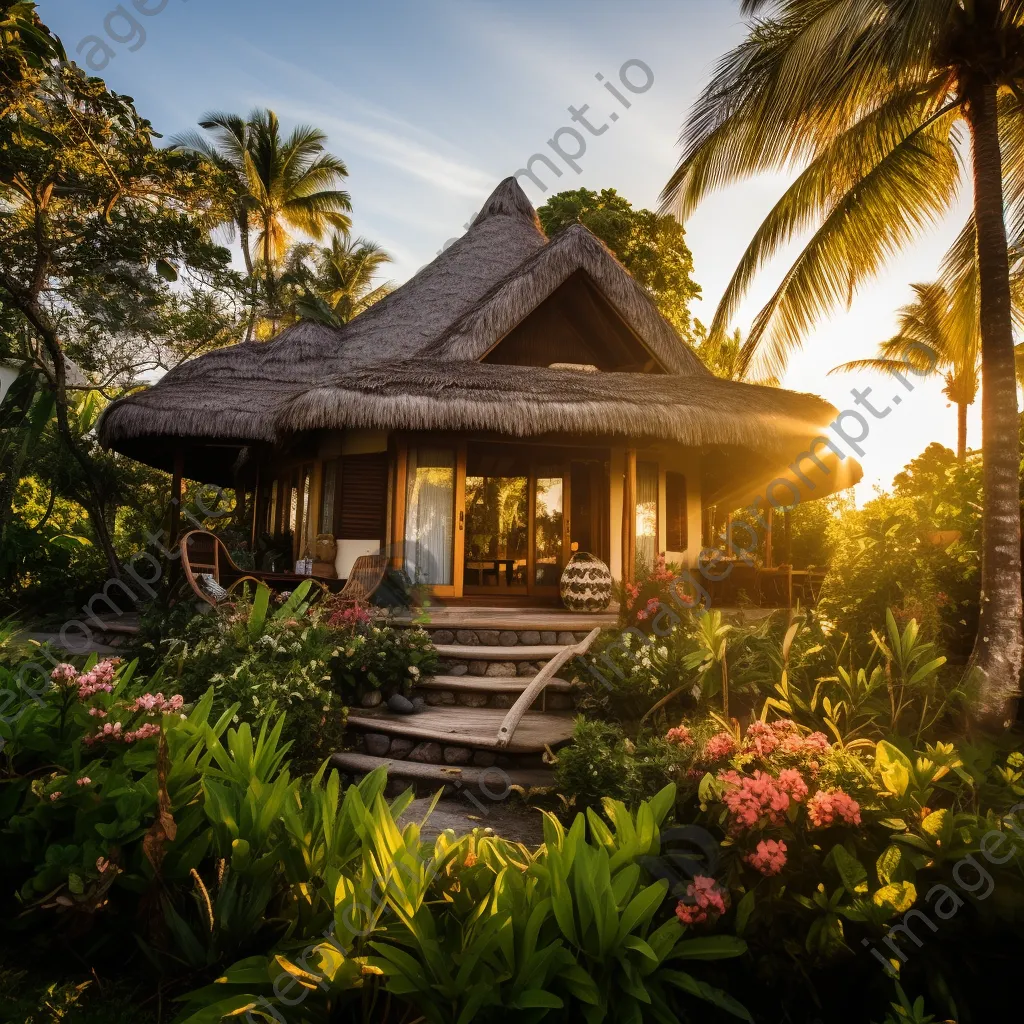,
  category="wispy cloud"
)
[234,44,495,198]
